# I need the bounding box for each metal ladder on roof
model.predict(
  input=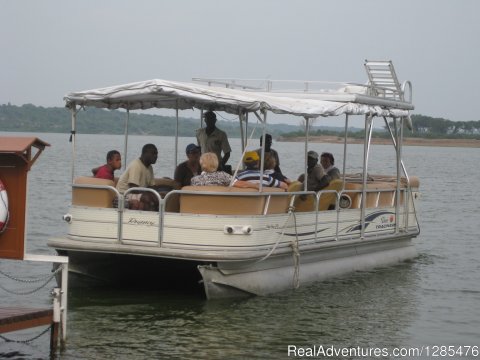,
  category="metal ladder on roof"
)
[364,60,404,101]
